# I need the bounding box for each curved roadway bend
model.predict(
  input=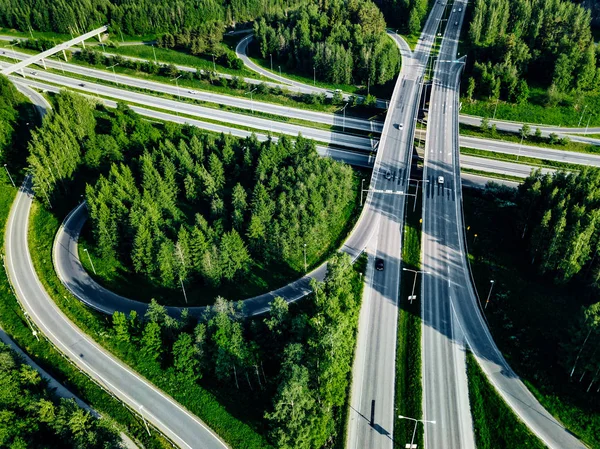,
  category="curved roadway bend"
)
[423,0,588,448]
[5,177,229,449]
